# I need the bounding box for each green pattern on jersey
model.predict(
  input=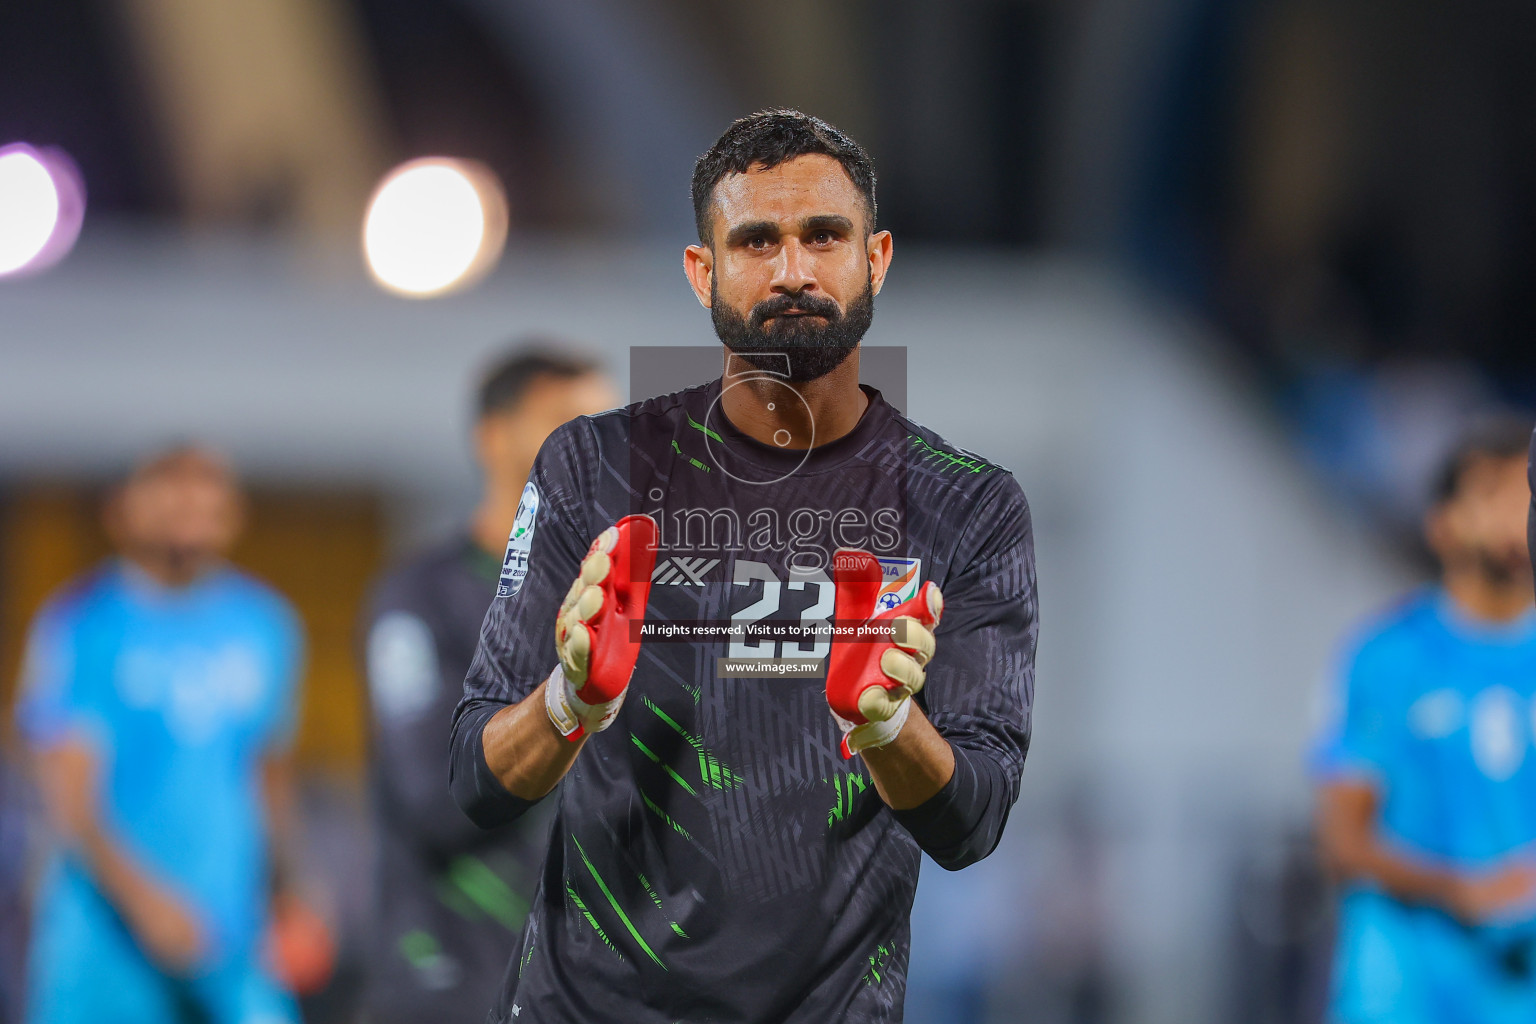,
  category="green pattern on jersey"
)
[671,438,712,474]
[863,942,893,985]
[572,836,668,970]
[908,433,996,474]
[643,696,743,790]
[632,734,700,796]
[519,933,536,977]
[825,771,869,828]
[686,412,724,443]
[398,929,441,970]
[566,884,622,960]
[640,789,695,841]
[433,875,478,922]
[445,854,527,931]
[637,872,691,940]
